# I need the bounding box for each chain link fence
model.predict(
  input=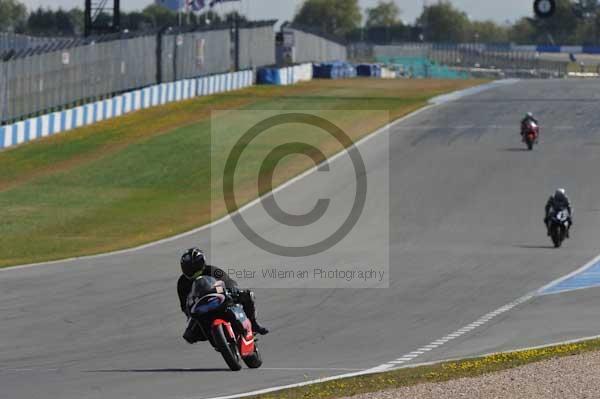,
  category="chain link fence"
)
[0,22,276,123]
[277,24,347,65]
[0,32,72,54]
[370,43,568,79]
